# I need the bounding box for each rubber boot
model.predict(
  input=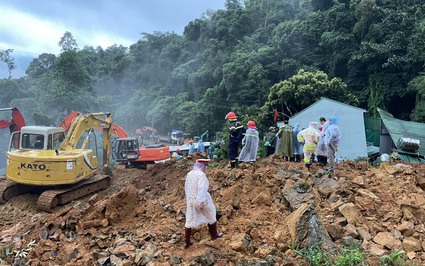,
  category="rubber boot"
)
[316,155,323,166]
[323,156,328,166]
[184,227,193,249]
[235,159,240,169]
[305,163,312,170]
[208,222,223,240]
[227,161,236,171]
